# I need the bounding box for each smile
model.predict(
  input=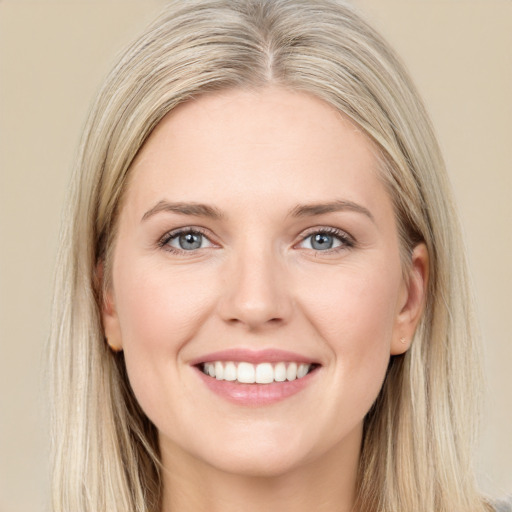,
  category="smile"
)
[191,349,321,405]
[200,361,317,384]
